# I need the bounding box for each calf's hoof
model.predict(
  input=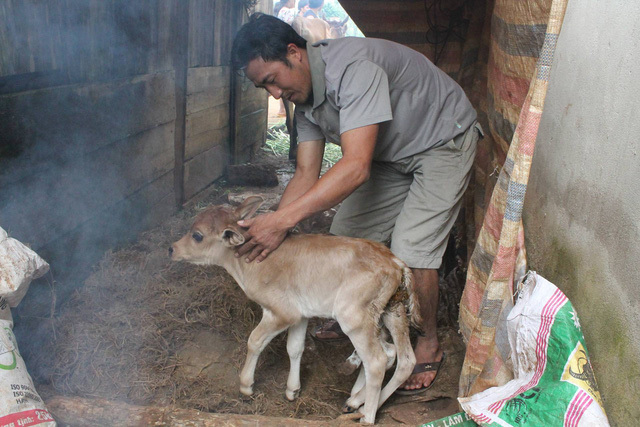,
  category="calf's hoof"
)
[239,385,253,396]
[343,395,364,413]
[285,388,300,401]
[342,402,359,414]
